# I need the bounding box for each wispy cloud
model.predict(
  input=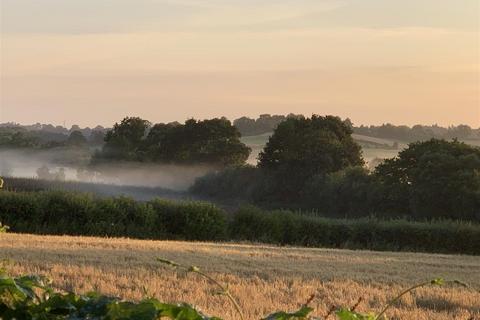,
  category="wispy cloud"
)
[3,0,476,36]
[0,0,345,35]
[1,0,478,127]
